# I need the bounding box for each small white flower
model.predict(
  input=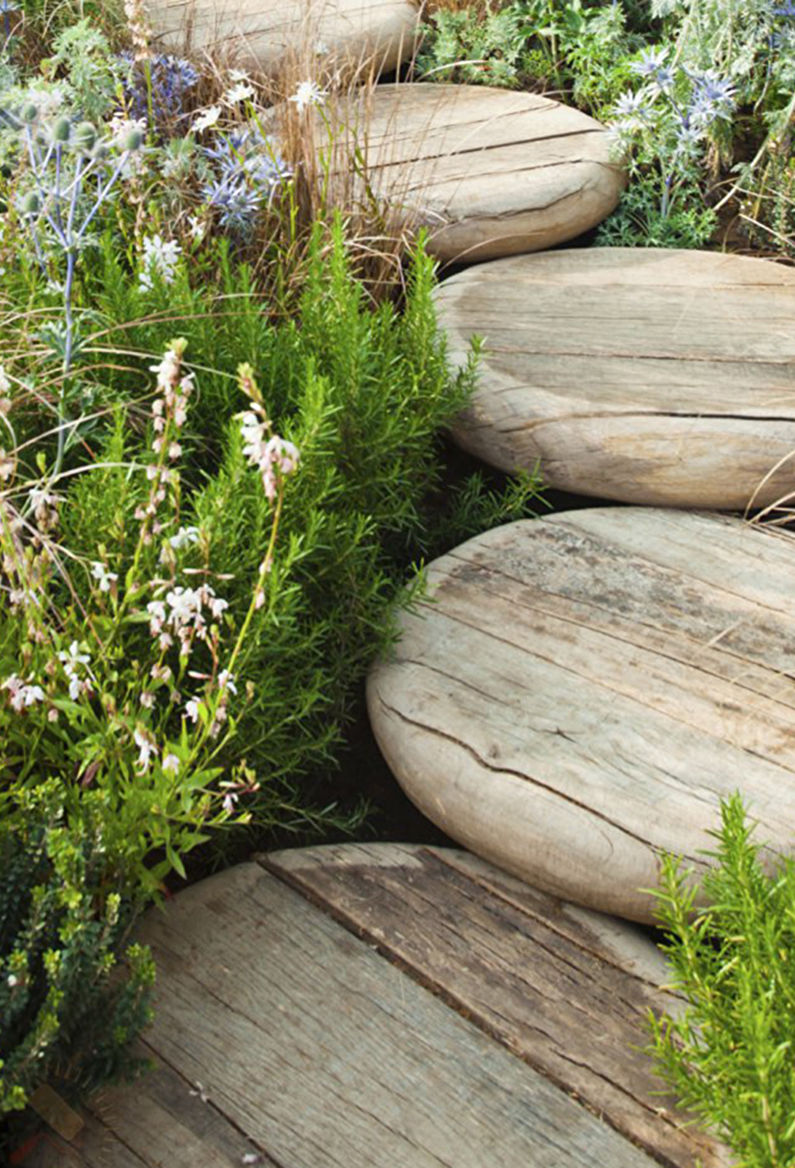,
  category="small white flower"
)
[224,81,254,105]
[139,691,154,708]
[58,641,90,671]
[134,727,158,772]
[288,80,327,114]
[0,366,10,395]
[187,215,206,241]
[314,40,330,55]
[91,561,118,593]
[170,525,200,550]
[184,697,201,723]
[191,105,221,134]
[0,450,15,481]
[163,752,181,773]
[222,791,239,813]
[3,674,45,711]
[139,235,182,292]
[7,974,18,988]
[218,669,237,695]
